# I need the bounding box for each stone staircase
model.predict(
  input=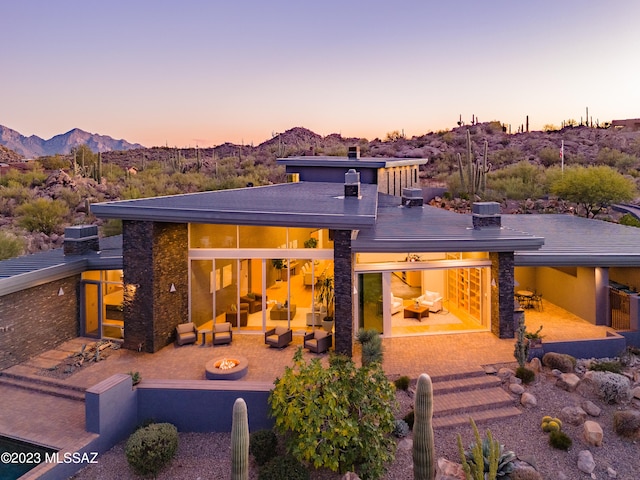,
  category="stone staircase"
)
[429,368,521,429]
[0,364,85,402]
